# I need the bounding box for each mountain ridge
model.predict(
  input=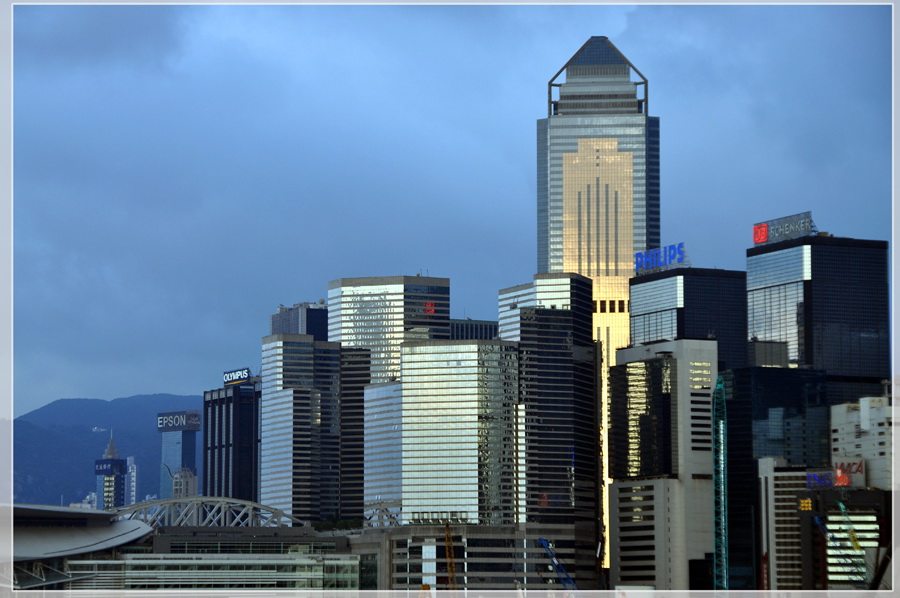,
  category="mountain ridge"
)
[14,393,203,506]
